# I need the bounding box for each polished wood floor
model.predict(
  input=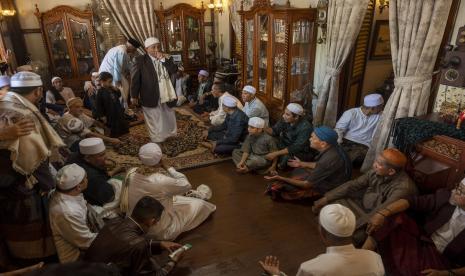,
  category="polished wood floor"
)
[173,162,326,276]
